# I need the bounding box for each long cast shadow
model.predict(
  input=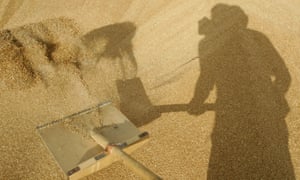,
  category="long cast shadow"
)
[189,4,295,179]
[81,22,138,80]
[81,22,161,126]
